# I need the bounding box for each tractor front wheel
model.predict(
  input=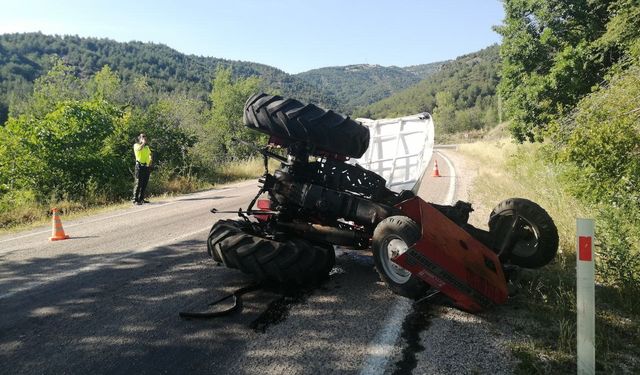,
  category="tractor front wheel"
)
[489,198,559,268]
[372,216,430,299]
